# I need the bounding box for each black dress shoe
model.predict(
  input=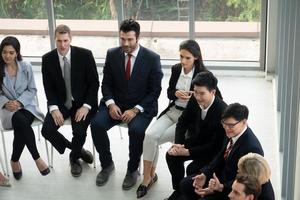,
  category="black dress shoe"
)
[70,156,82,177]
[96,162,115,186]
[80,149,93,164]
[40,167,50,176]
[136,173,158,198]
[122,170,140,190]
